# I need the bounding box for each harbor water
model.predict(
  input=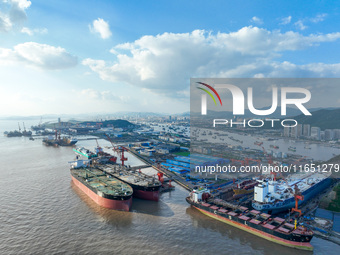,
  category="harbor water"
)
[0,120,339,254]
